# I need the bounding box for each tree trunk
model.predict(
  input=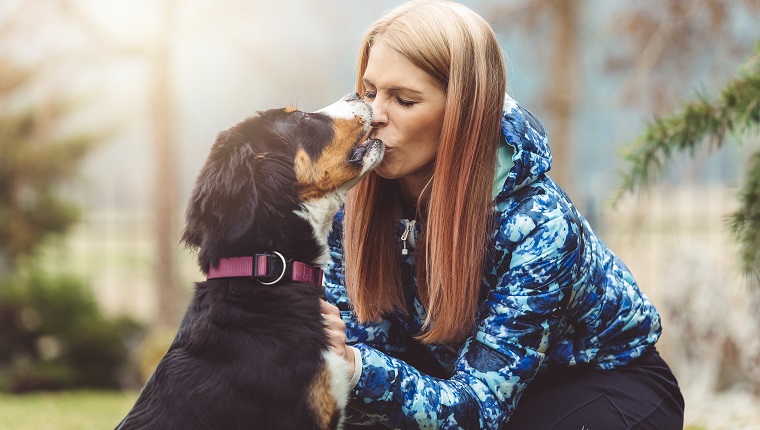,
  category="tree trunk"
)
[545,0,580,200]
[151,0,179,326]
